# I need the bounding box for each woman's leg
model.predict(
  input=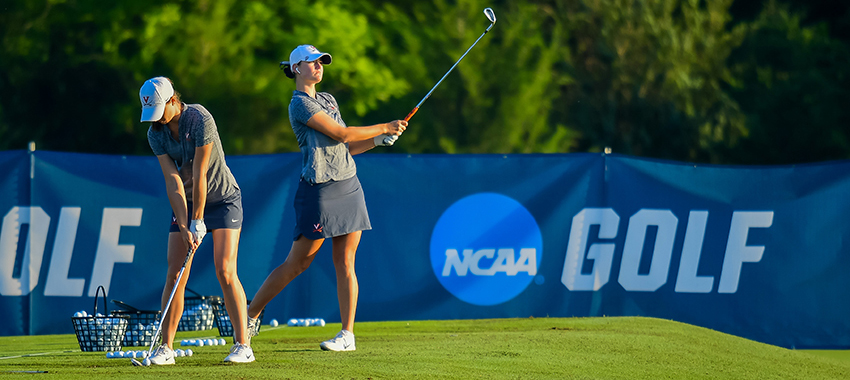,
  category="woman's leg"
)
[247,236,325,319]
[331,231,362,333]
[160,232,194,349]
[212,228,249,345]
